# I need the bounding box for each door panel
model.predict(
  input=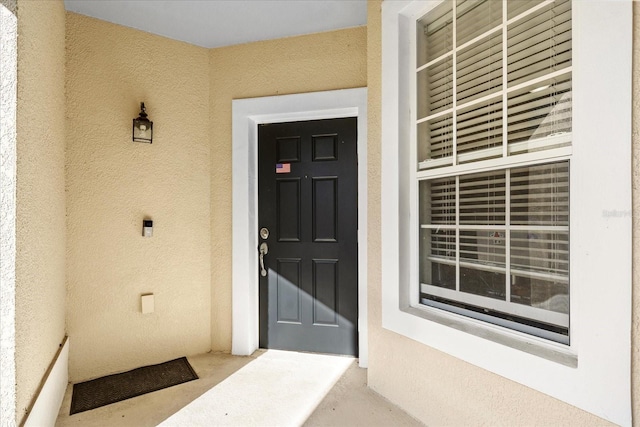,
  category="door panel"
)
[276,178,301,242]
[312,135,338,161]
[312,177,338,242]
[276,137,301,163]
[276,258,302,323]
[312,259,339,325]
[258,117,358,356]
